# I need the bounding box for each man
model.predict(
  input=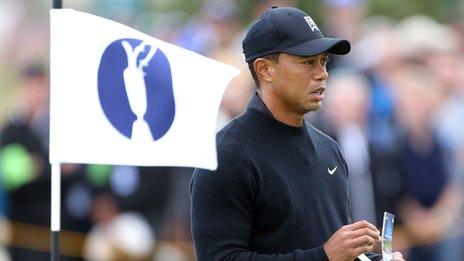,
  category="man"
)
[190,6,404,261]
[0,63,51,260]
